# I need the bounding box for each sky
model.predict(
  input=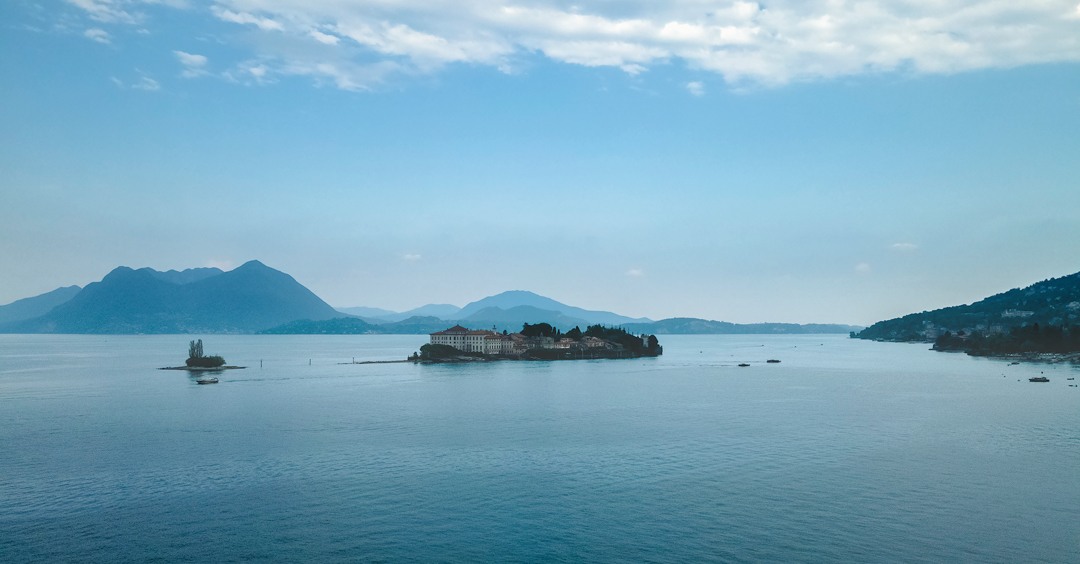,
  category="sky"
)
[2,0,1079,325]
